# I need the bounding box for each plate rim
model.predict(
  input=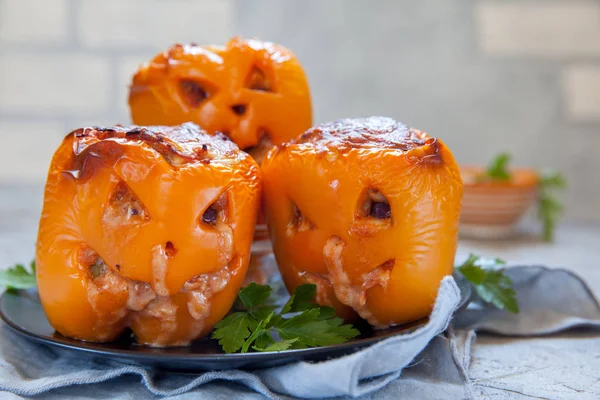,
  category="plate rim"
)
[0,276,471,363]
